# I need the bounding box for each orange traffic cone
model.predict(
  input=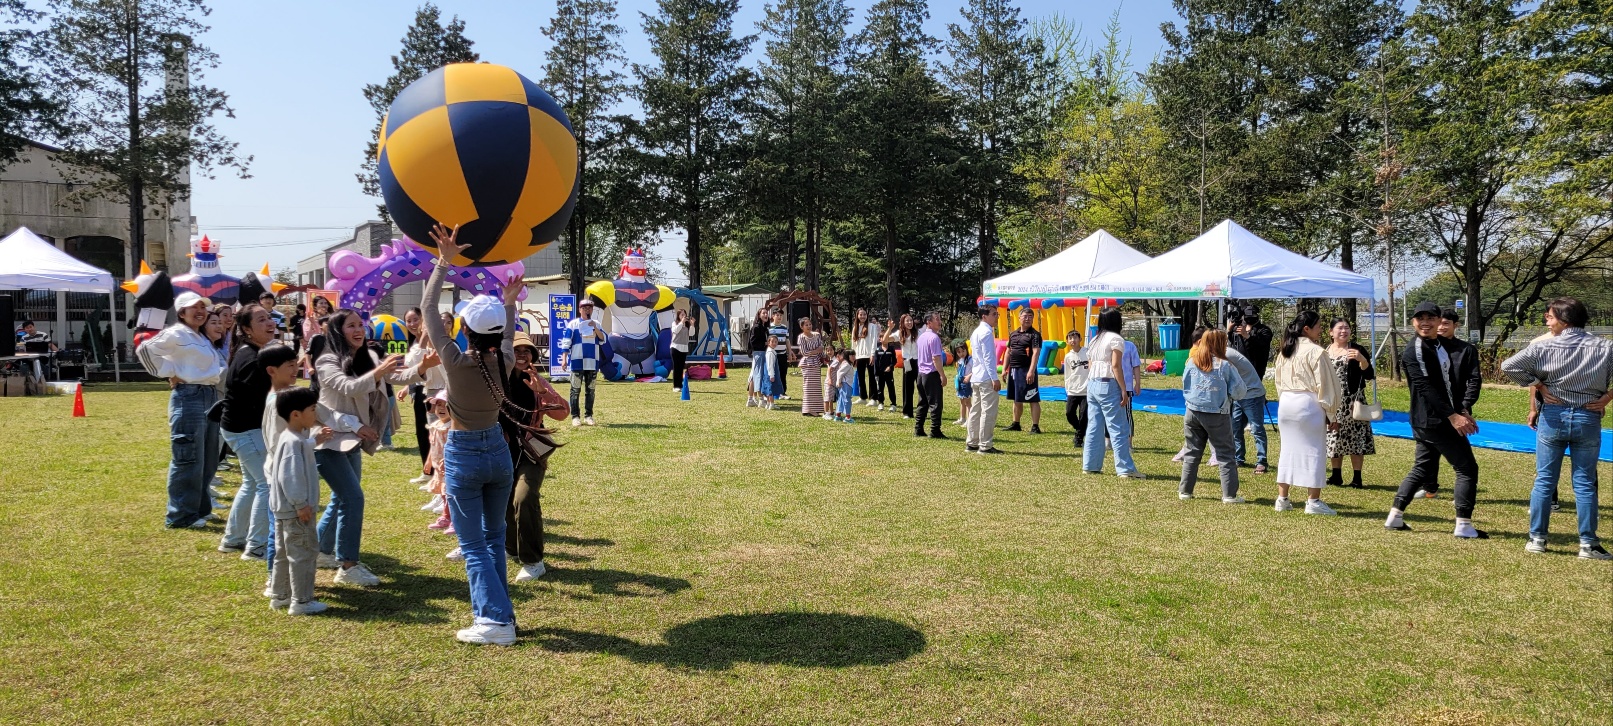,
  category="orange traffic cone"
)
[72,383,86,417]
[718,344,728,379]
